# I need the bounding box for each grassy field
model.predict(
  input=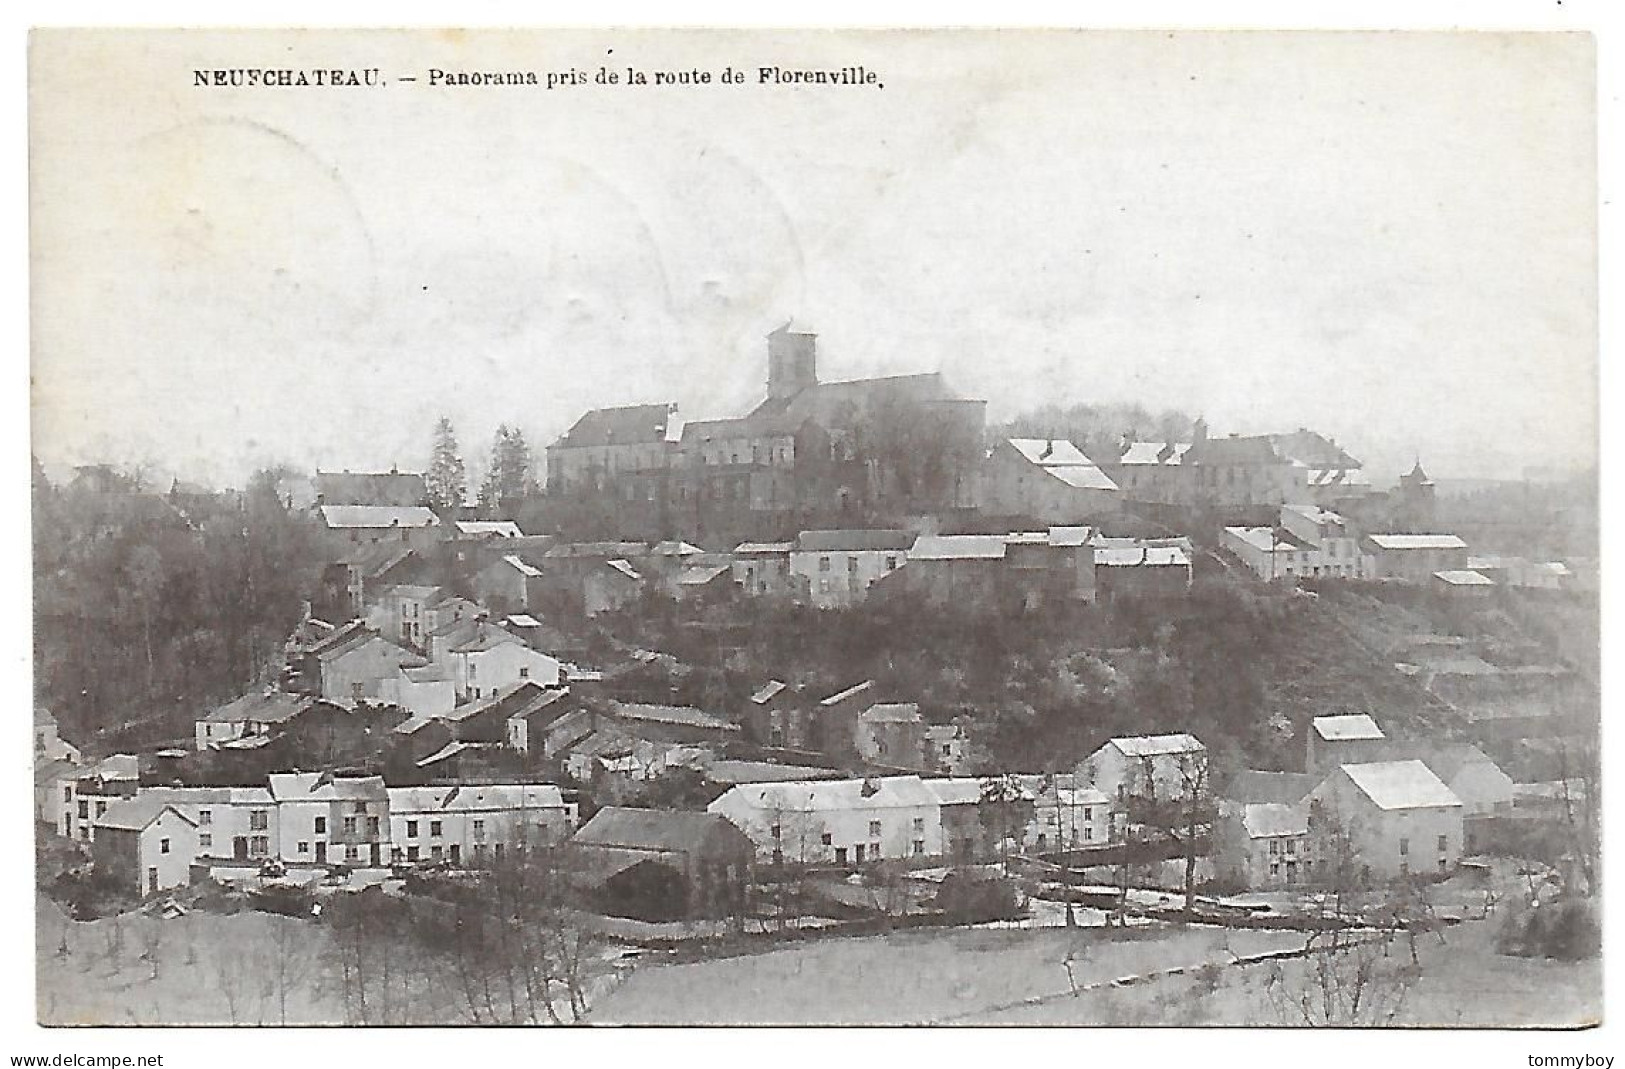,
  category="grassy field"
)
[587,923,1305,1025]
